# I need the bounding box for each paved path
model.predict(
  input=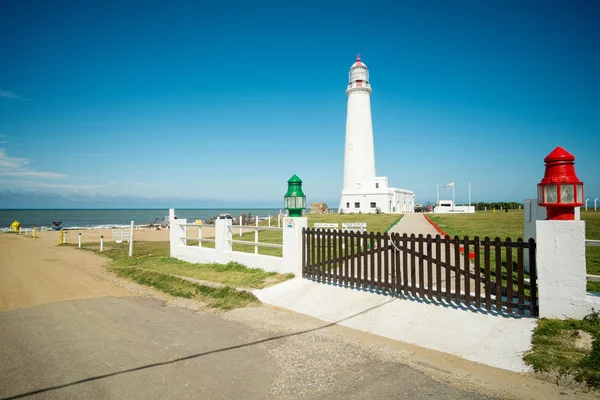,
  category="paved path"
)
[390,213,439,237]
